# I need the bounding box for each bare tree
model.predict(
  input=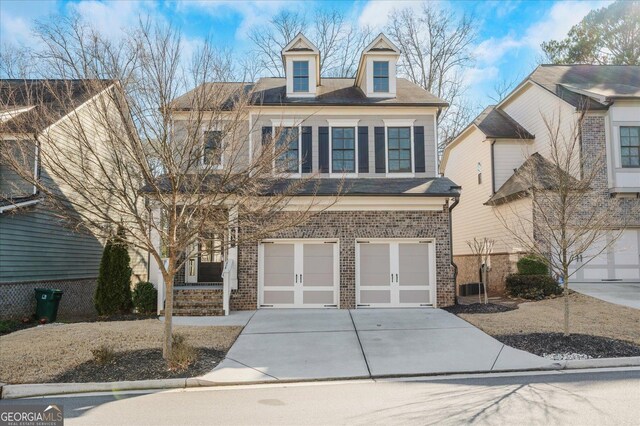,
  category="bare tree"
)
[386,3,477,154]
[248,8,371,78]
[494,109,636,336]
[466,237,495,304]
[1,17,330,363]
[488,74,522,104]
